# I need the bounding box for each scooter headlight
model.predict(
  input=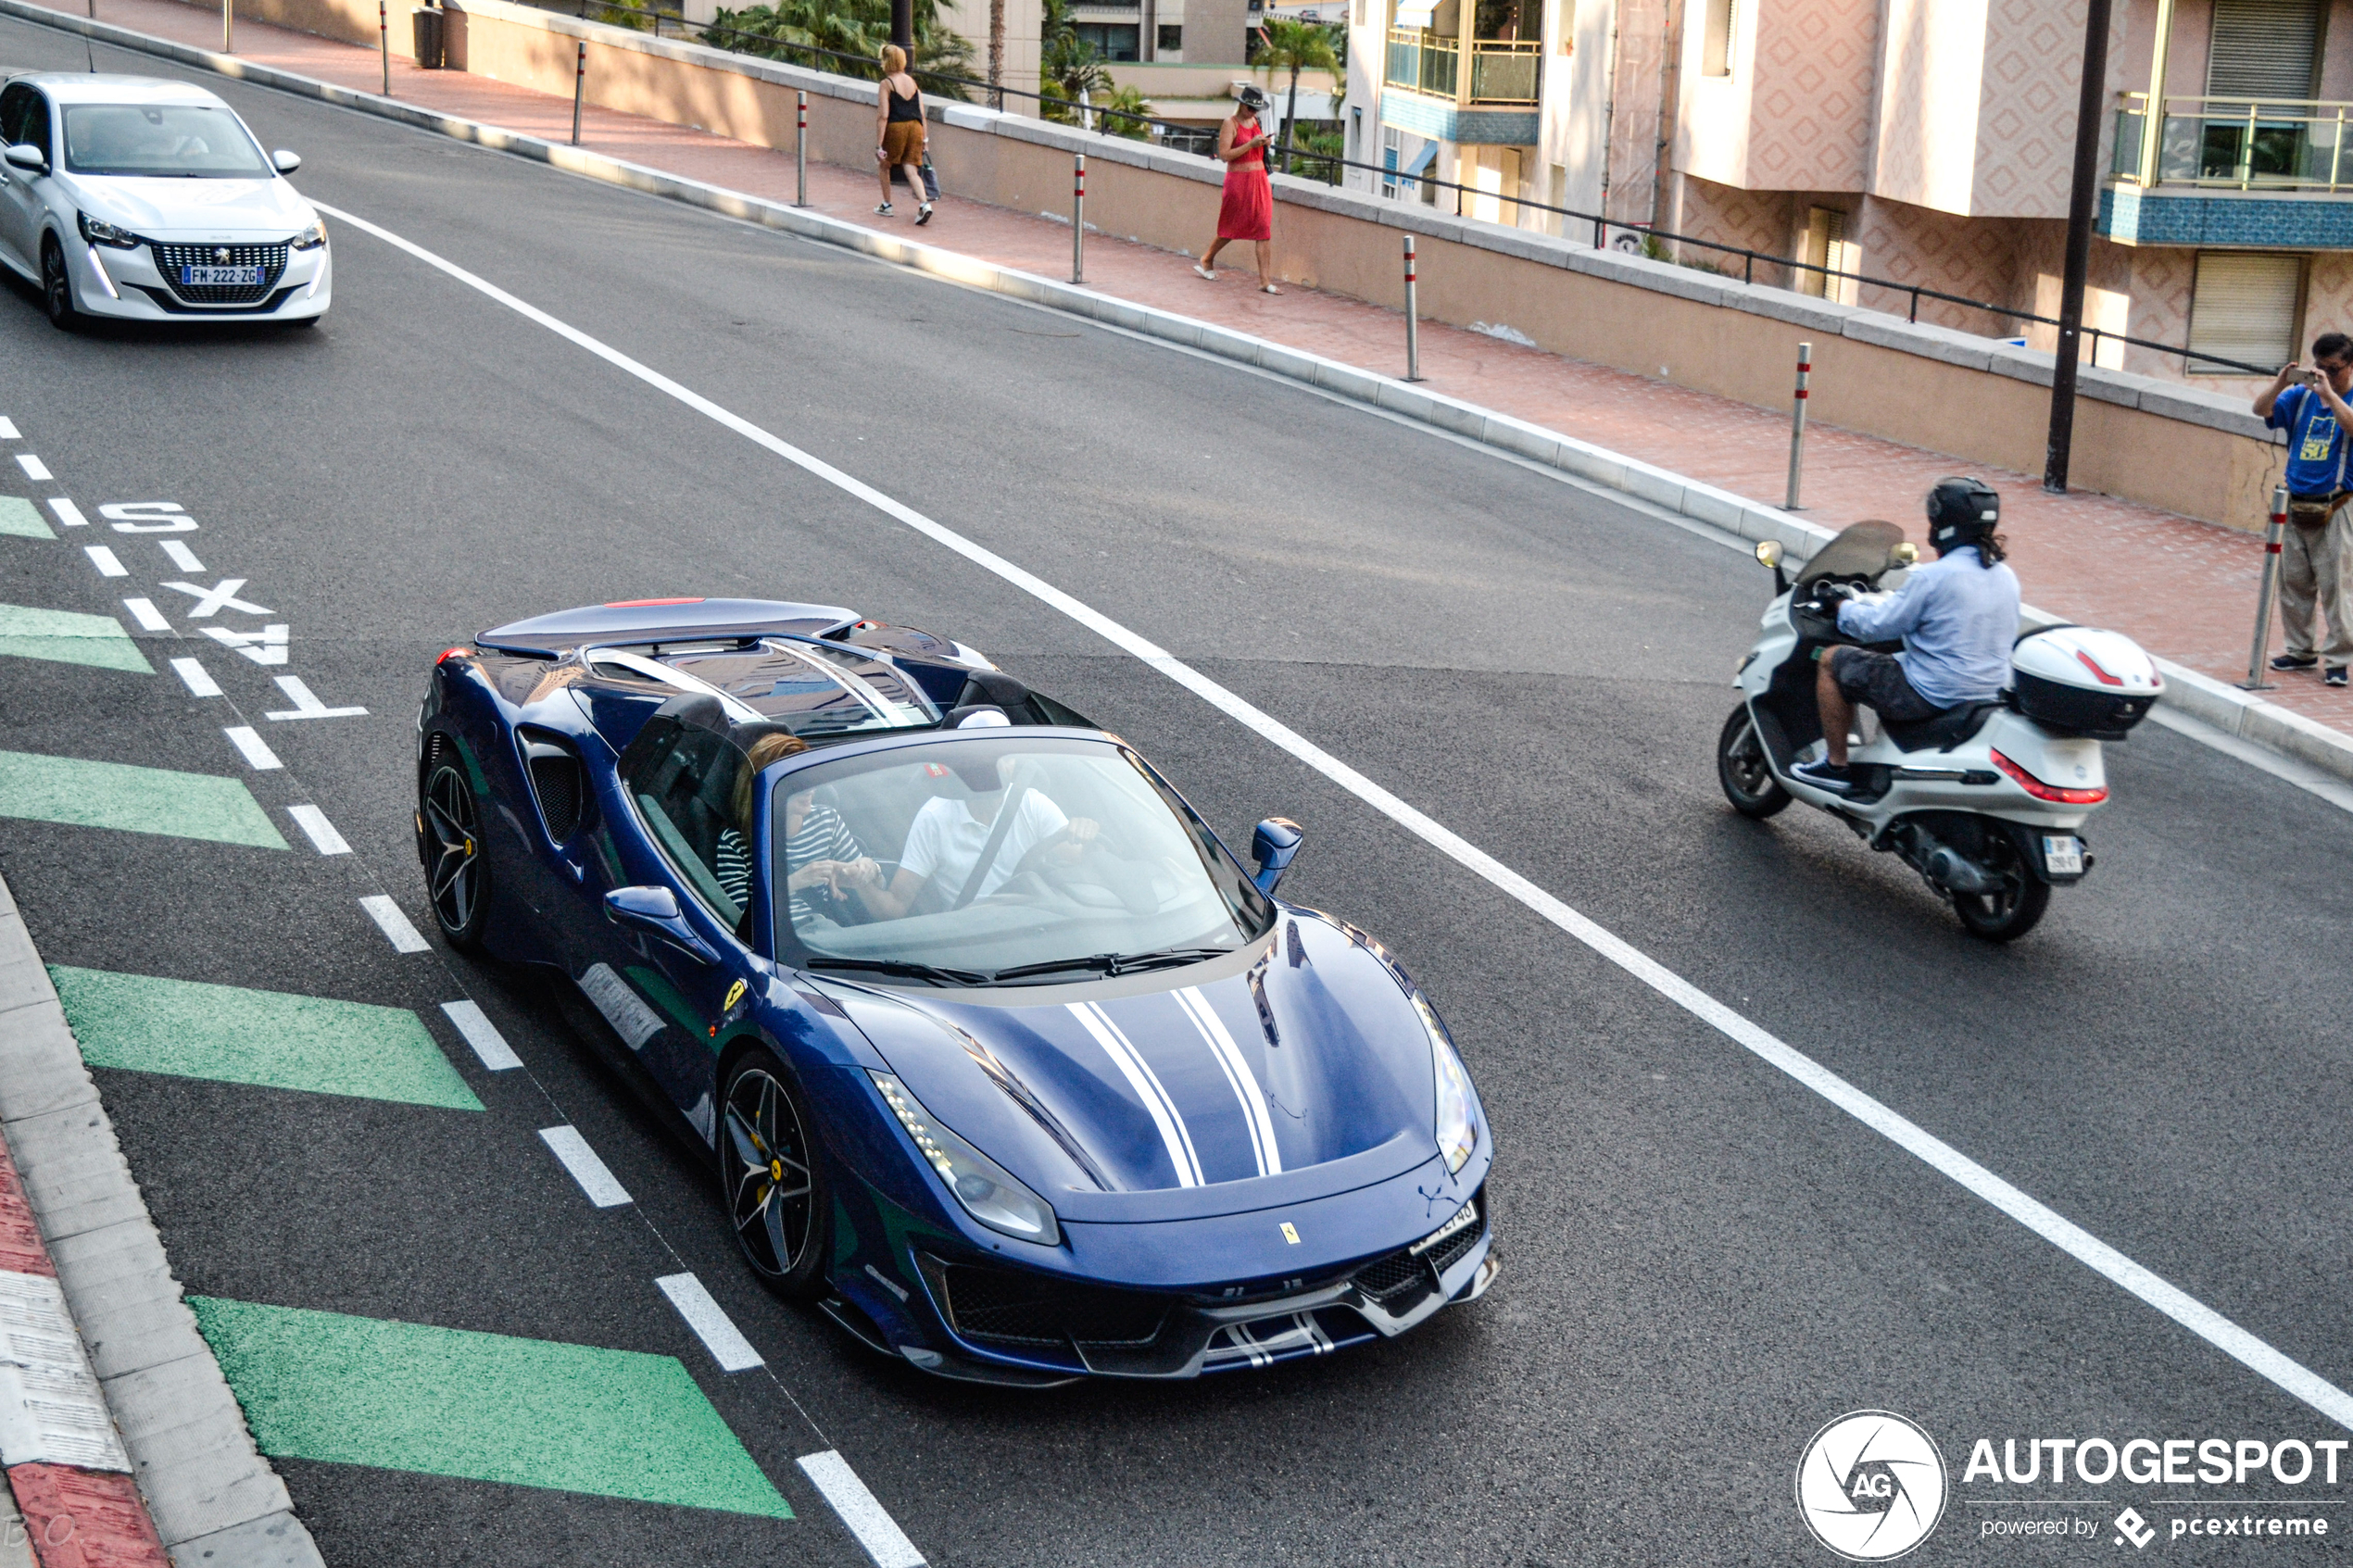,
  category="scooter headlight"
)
[77,212,144,249]
[1413,992,1478,1174]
